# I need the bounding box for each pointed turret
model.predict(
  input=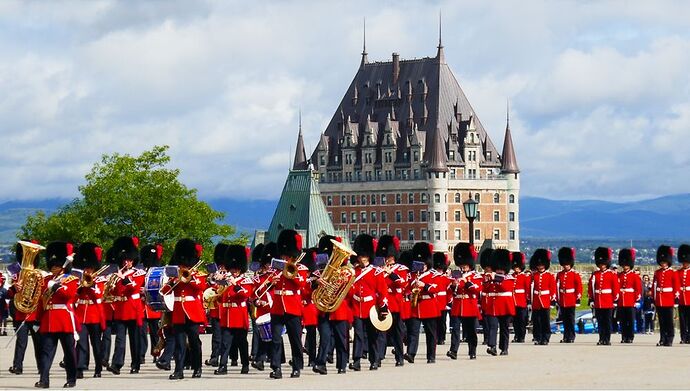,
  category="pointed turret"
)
[436,11,445,64]
[360,18,368,69]
[500,103,519,174]
[427,129,448,172]
[293,112,308,170]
